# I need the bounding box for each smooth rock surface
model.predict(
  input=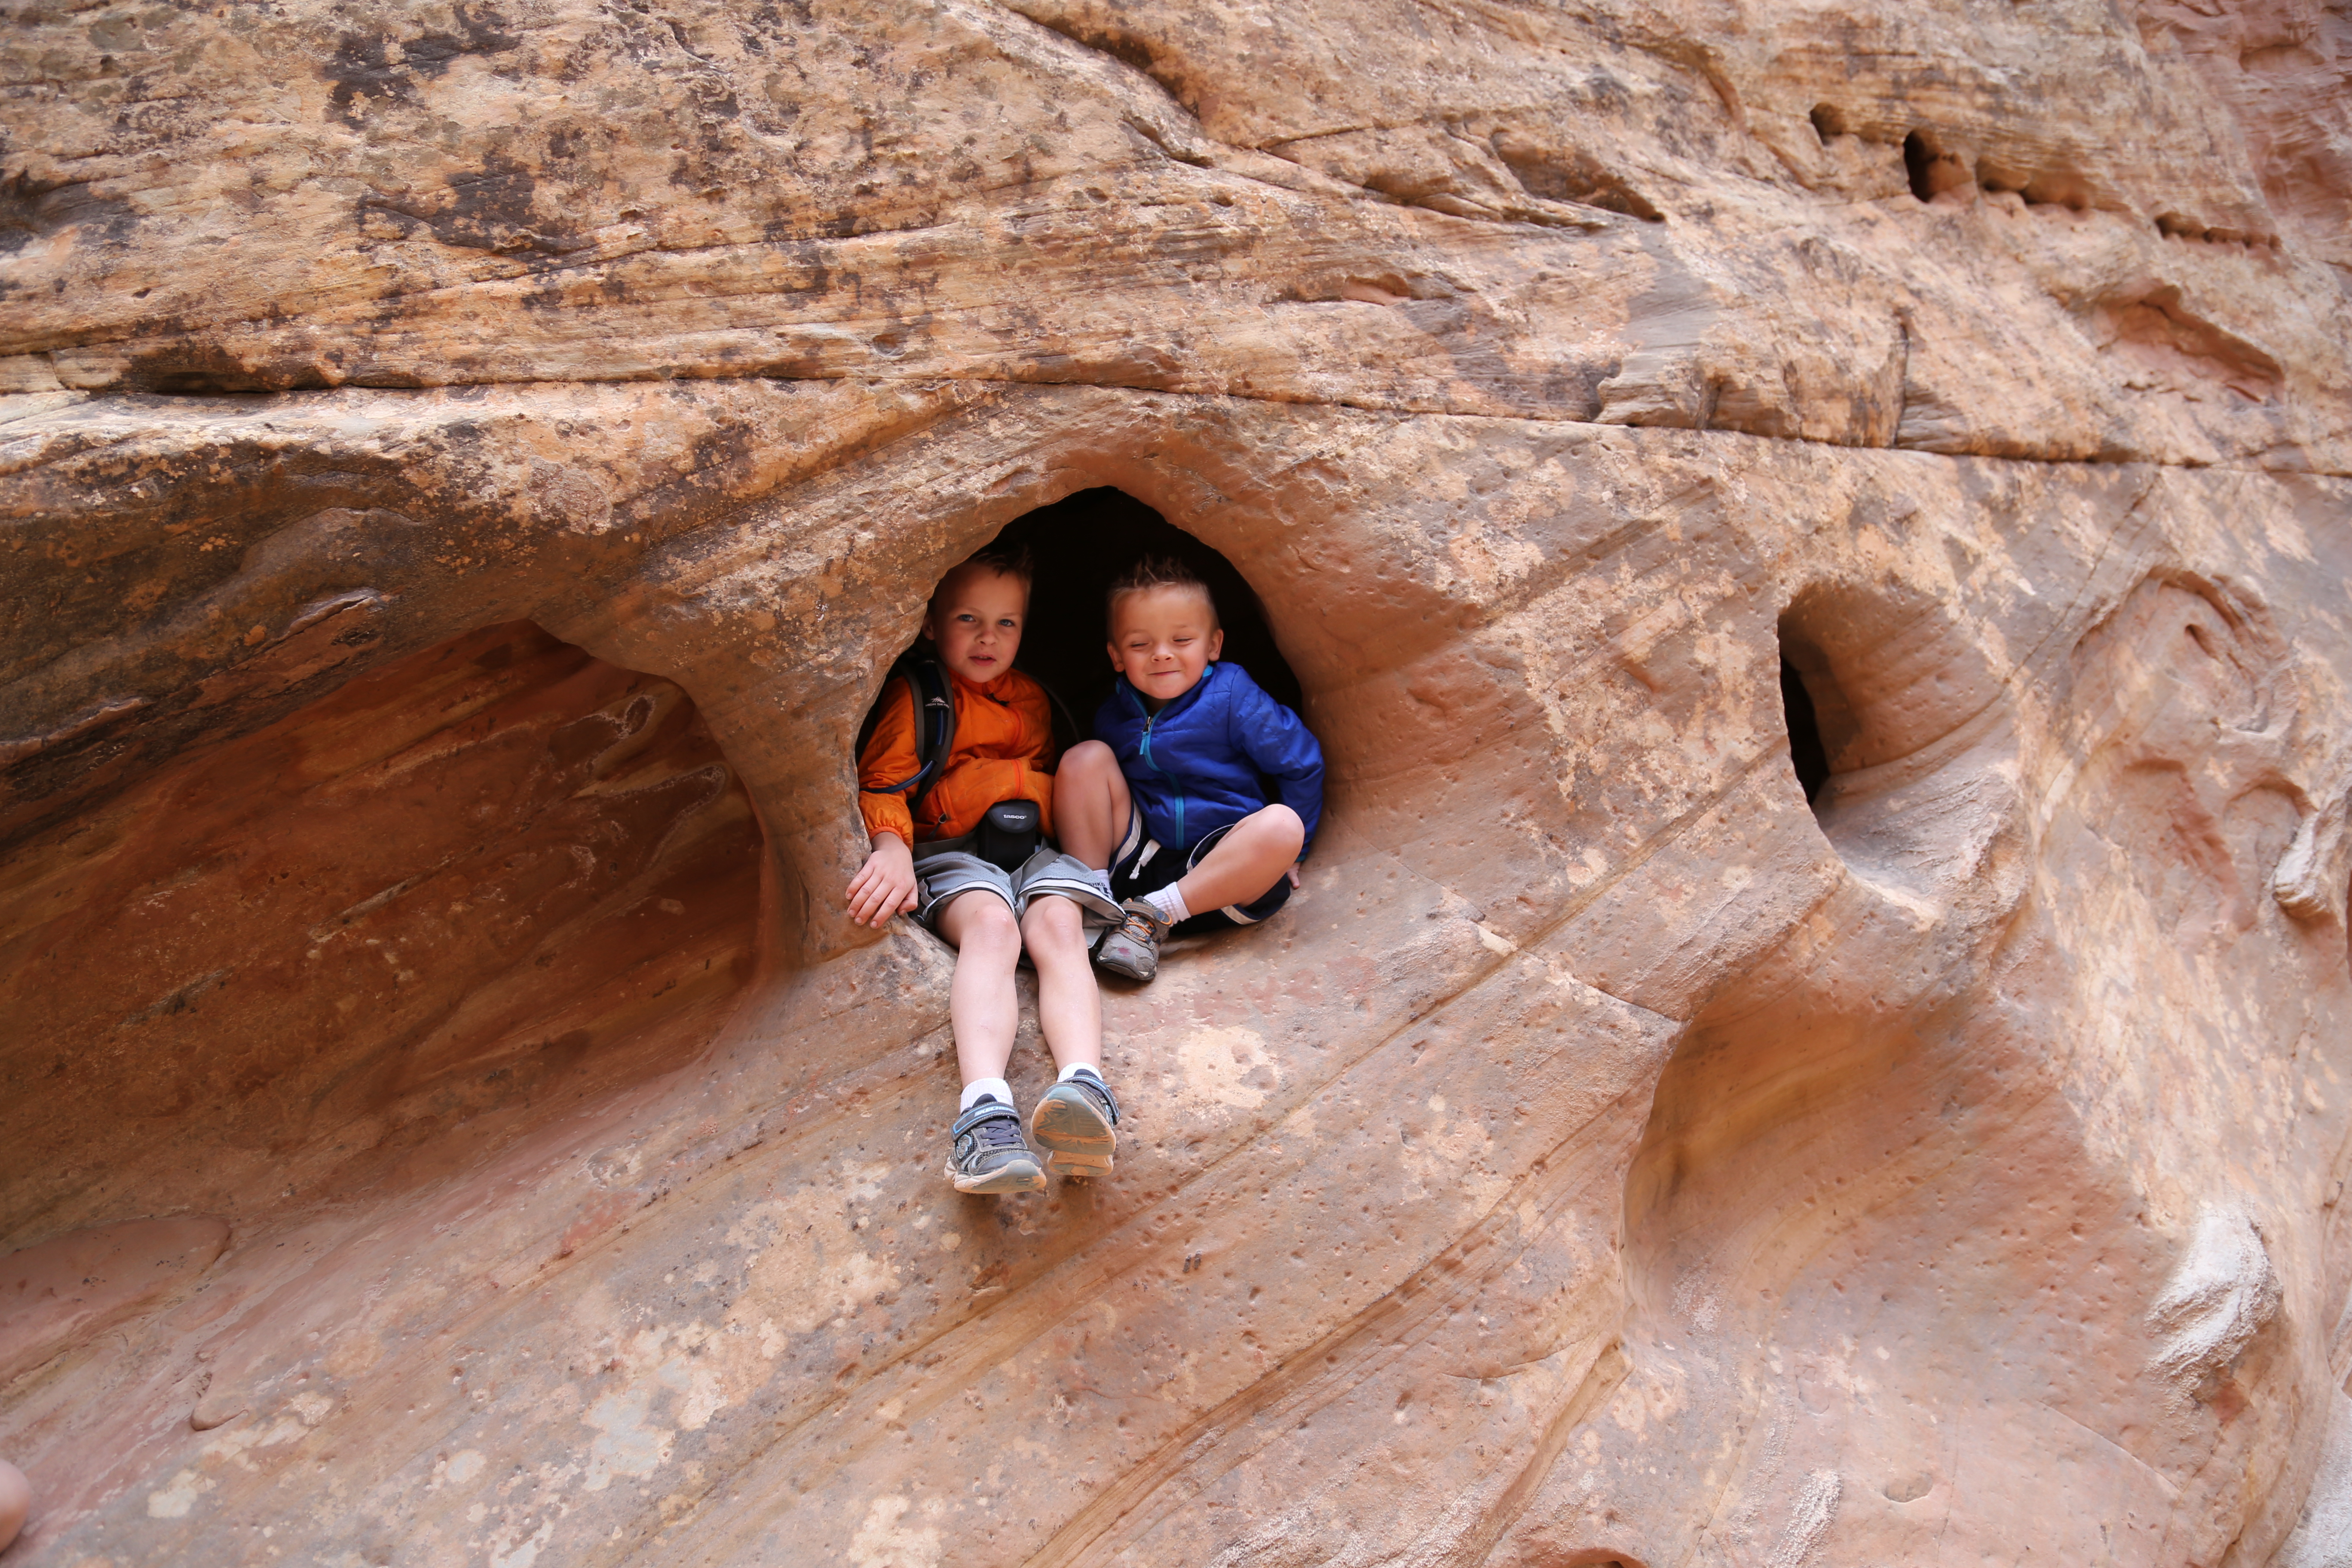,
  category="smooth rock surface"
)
[1,0,2347,1564]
